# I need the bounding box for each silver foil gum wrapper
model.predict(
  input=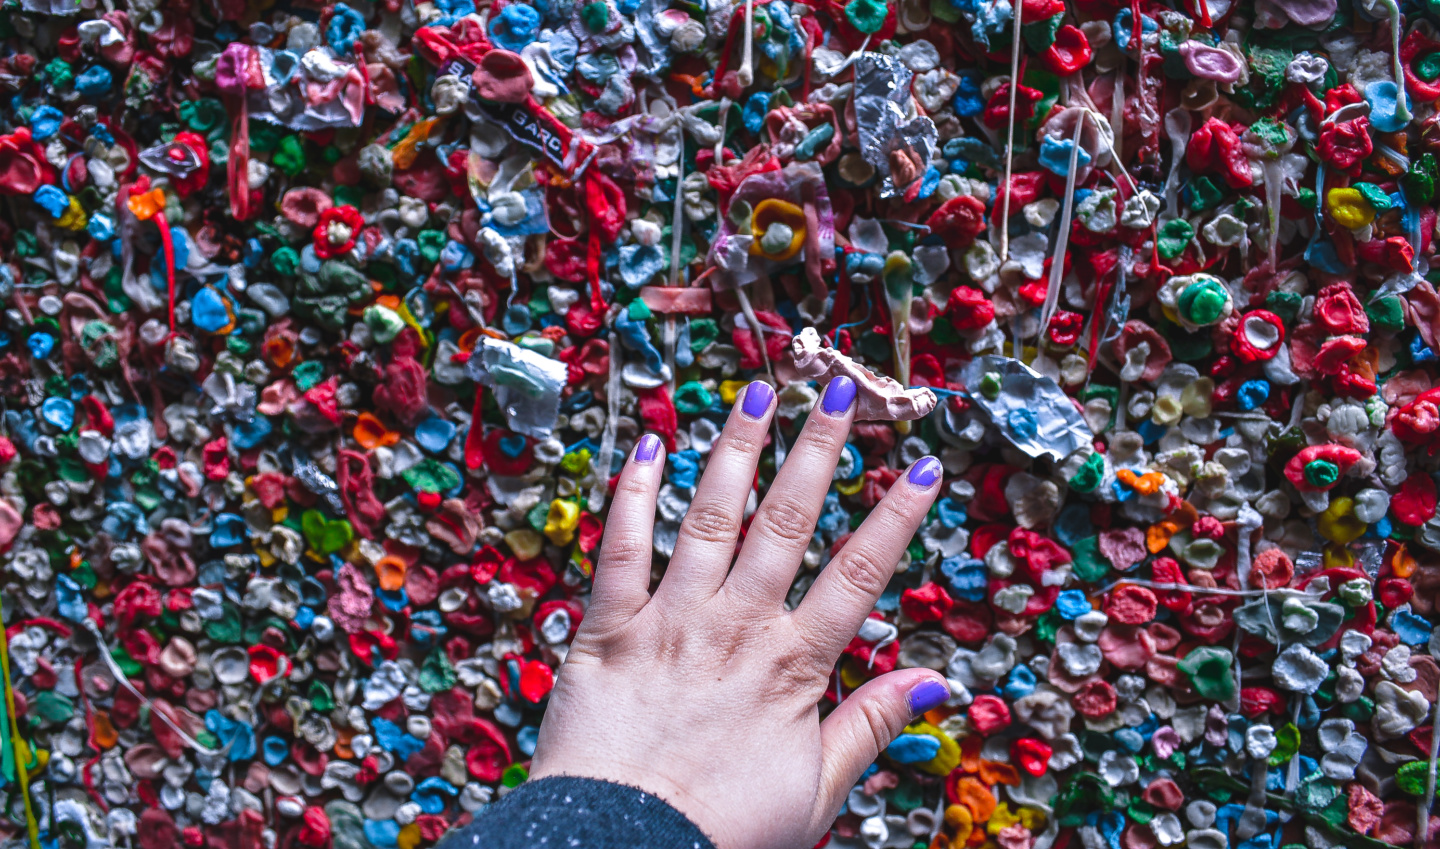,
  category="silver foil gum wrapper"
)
[959,355,1094,462]
[139,142,204,176]
[467,337,571,439]
[853,52,938,200]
